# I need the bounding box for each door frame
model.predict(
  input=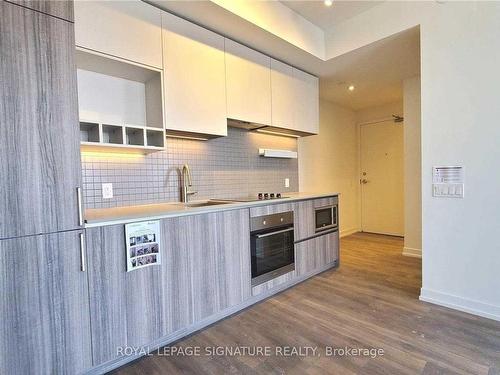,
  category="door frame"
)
[357,117,405,236]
